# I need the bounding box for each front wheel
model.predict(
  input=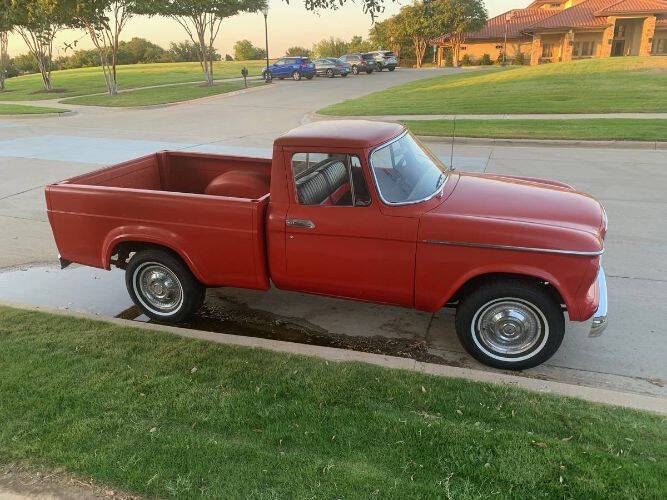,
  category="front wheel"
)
[292,70,301,81]
[388,66,396,72]
[126,249,205,323]
[263,71,272,83]
[326,68,334,78]
[351,65,359,75]
[376,63,383,72]
[455,280,564,370]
